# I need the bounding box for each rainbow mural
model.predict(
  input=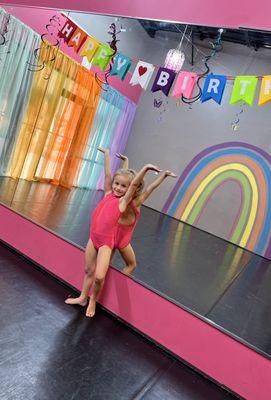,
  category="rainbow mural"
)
[162,142,271,259]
